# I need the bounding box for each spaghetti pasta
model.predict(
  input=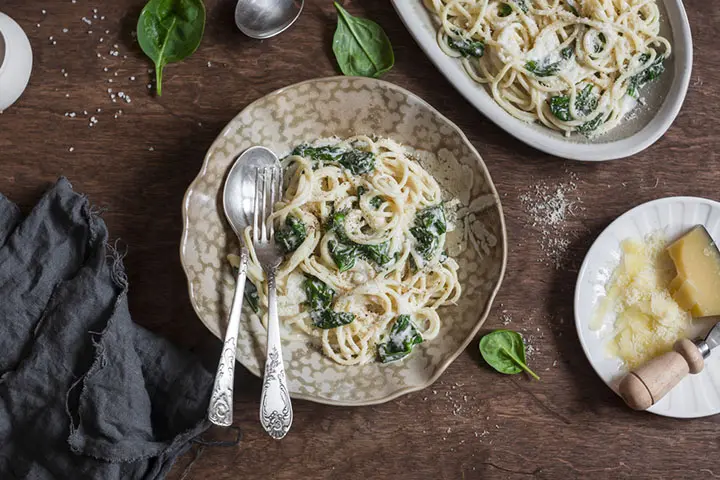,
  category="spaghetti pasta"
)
[232,136,462,365]
[424,0,671,136]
